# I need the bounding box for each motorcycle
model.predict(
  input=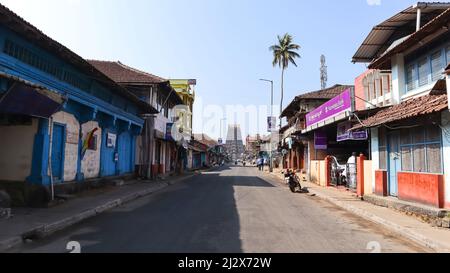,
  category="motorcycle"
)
[284,170,302,193]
